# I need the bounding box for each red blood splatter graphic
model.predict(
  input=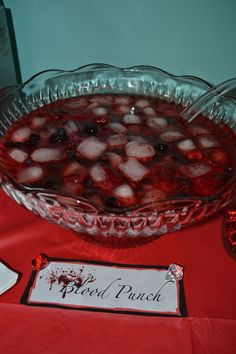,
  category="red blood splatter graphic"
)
[44,266,96,297]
